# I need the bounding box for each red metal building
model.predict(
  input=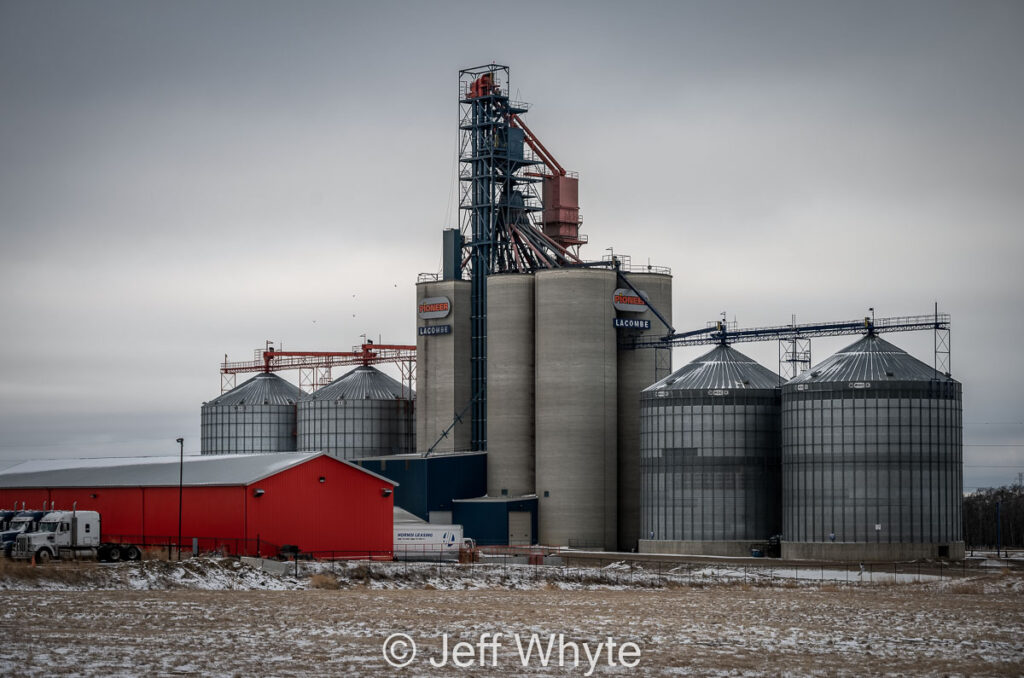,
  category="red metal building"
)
[0,452,395,557]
